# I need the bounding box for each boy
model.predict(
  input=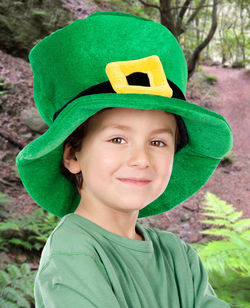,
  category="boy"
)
[62,107,179,242]
[16,11,233,307]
